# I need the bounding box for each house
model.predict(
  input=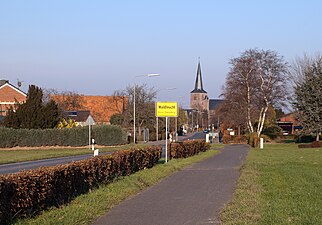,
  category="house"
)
[0,80,27,117]
[277,112,301,135]
[52,95,128,124]
[63,110,94,126]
